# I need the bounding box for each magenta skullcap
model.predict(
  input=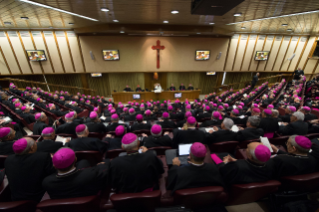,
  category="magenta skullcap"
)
[206,106,210,111]
[140,104,145,108]
[190,142,206,158]
[218,105,224,110]
[111,114,119,120]
[168,105,173,110]
[253,103,258,108]
[145,110,151,115]
[295,136,312,149]
[122,133,137,145]
[288,106,296,112]
[187,116,196,125]
[198,102,201,106]
[129,108,135,113]
[151,124,162,135]
[13,138,28,154]
[59,96,63,99]
[80,98,84,101]
[12,98,16,102]
[238,105,243,109]
[86,100,90,103]
[303,106,311,111]
[254,145,271,162]
[42,127,54,135]
[224,104,229,108]
[136,114,143,121]
[213,103,217,107]
[164,100,167,103]
[119,104,124,108]
[94,107,98,112]
[160,103,164,107]
[162,112,169,118]
[115,125,125,136]
[218,99,221,102]
[185,111,192,118]
[49,103,54,108]
[213,111,220,119]
[15,103,21,108]
[252,108,260,113]
[21,106,26,111]
[35,113,42,120]
[37,98,41,102]
[90,111,97,119]
[268,104,274,109]
[111,109,116,114]
[186,105,191,109]
[76,124,86,133]
[123,108,128,112]
[204,99,207,102]
[264,109,272,115]
[0,127,11,138]
[52,148,75,169]
[232,109,239,114]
